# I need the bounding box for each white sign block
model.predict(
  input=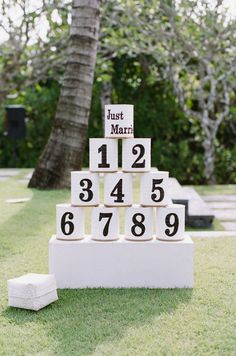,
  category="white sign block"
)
[56,204,85,240]
[91,206,119,241]
[71,171,99,206]
[89,138,118,172]
[104,172,132,206]
[156,204,185,241]
[140,171,170,206]
[122,138,151,172]
[125,206,153,241]
[105,104,134,138]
